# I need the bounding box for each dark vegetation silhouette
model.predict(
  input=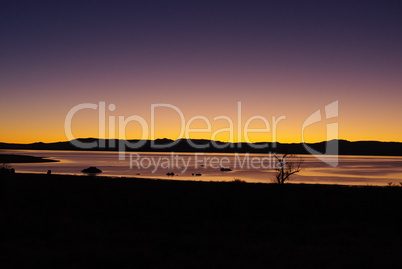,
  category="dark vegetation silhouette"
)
[0,173,401,268]
[0,163,14,175]
[274,154,303,184]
